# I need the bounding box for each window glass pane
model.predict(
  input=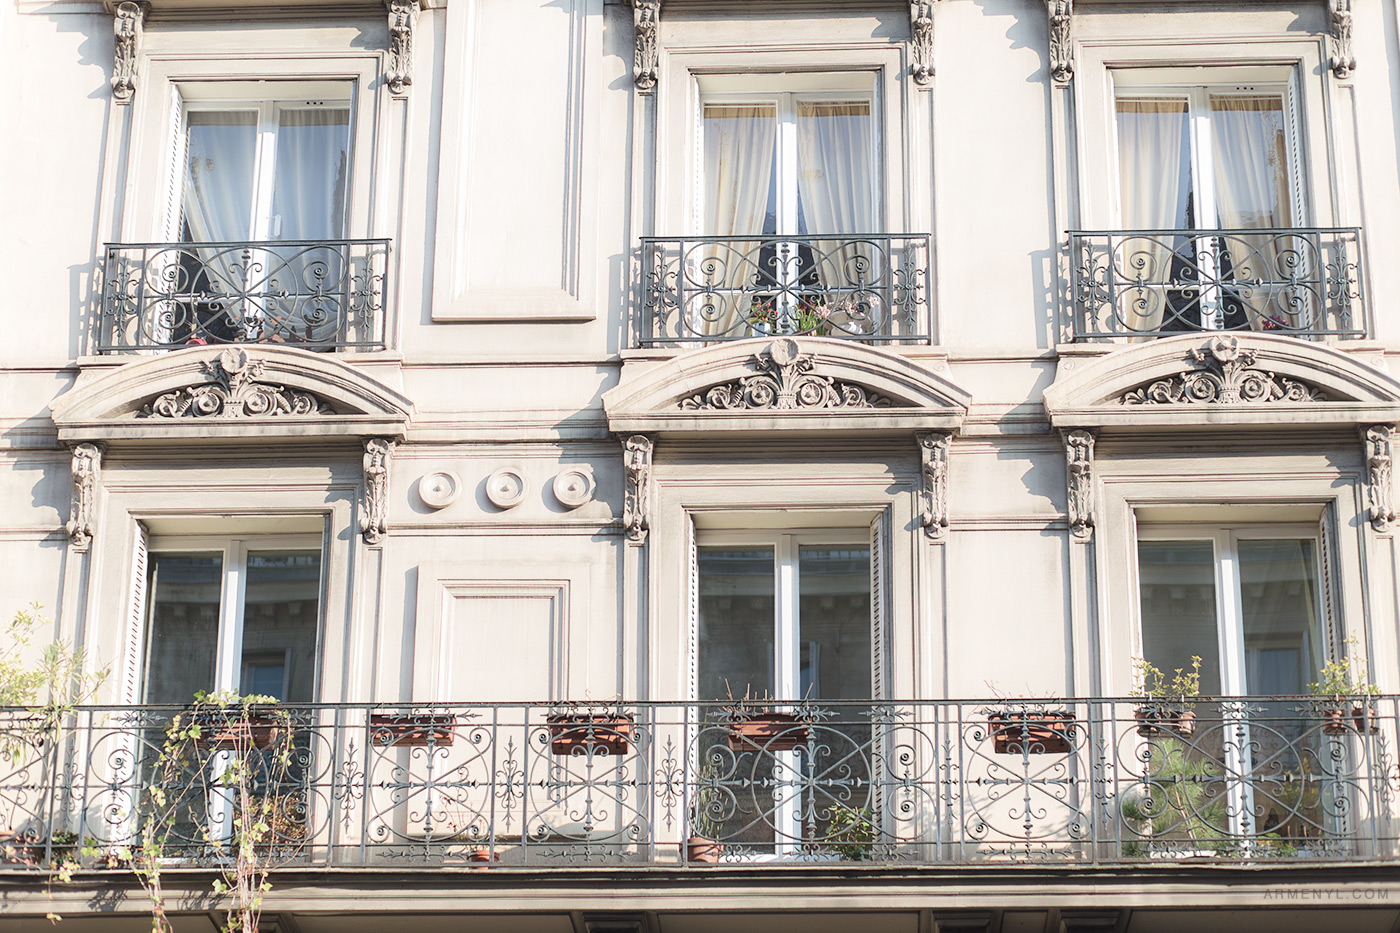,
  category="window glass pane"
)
[1209,94,1291,229]
[144,554,223,704]
[797,546,870,700]
[1137,540,1223,695]
[1238,539,1320,695]
[697,547,775,701]
[1115,97,1191,229]
[270,108,351,240]
[242,551,321,702]
[794,101,874,237]
[703,104,777,237]
[182,111,257,242]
